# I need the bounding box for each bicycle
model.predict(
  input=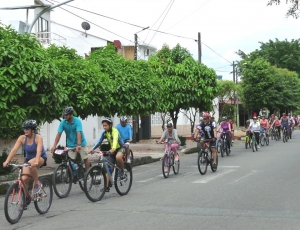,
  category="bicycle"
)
[282,127,288,143]
[197,139,218,175]
[220,131,230,157]
[259,129,269,146]
[52,148,89,198]
[216,133,222,154]
[269,126,275,140]
[4,163,53,224]
[250,131,258,152]
[244,130,251,149]
[158,140,180,178]
[83,150,132,202]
